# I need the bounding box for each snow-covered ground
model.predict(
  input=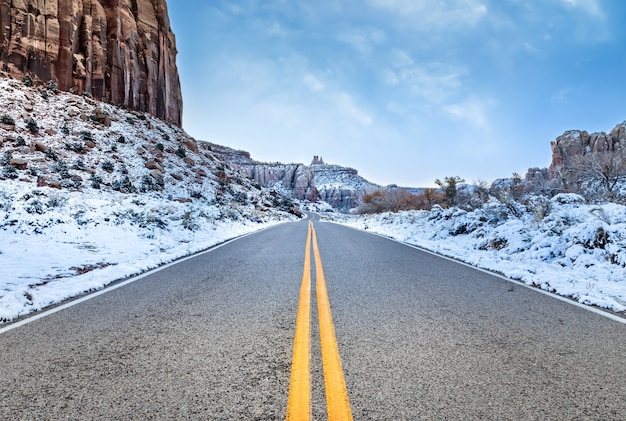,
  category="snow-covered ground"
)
[0,76,298,324]
[2,76,624,324]
[0,180,293,323]
[326,194,626,314]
